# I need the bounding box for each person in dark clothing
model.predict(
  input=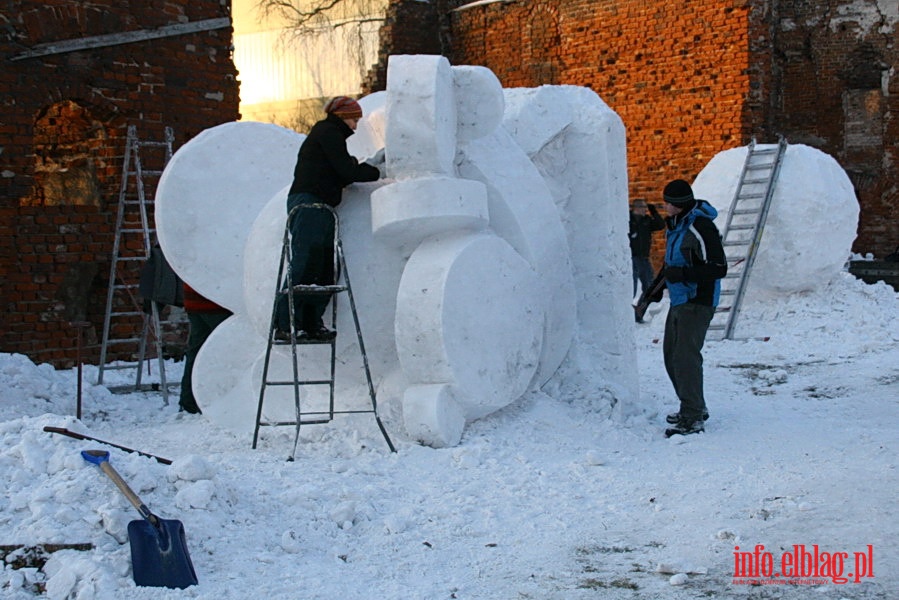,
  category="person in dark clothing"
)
[629,199,665,322]
[275,96,382,341]
[650,179,727,437]
[180,284,232,414]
